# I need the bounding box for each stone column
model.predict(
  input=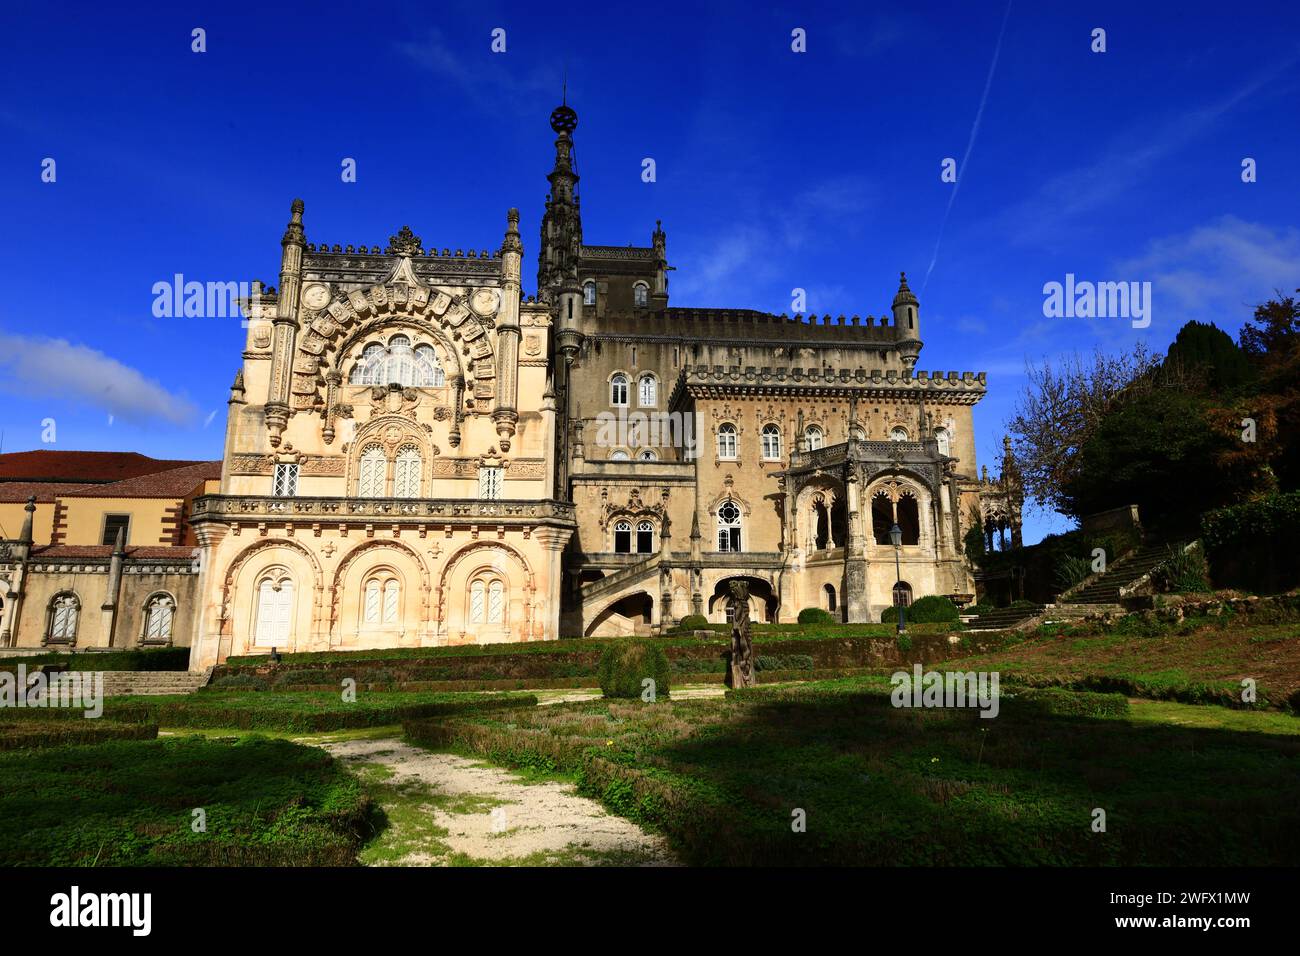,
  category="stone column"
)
[266,199,305,447]
[493,209,523,451]
[844,471,868,623]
